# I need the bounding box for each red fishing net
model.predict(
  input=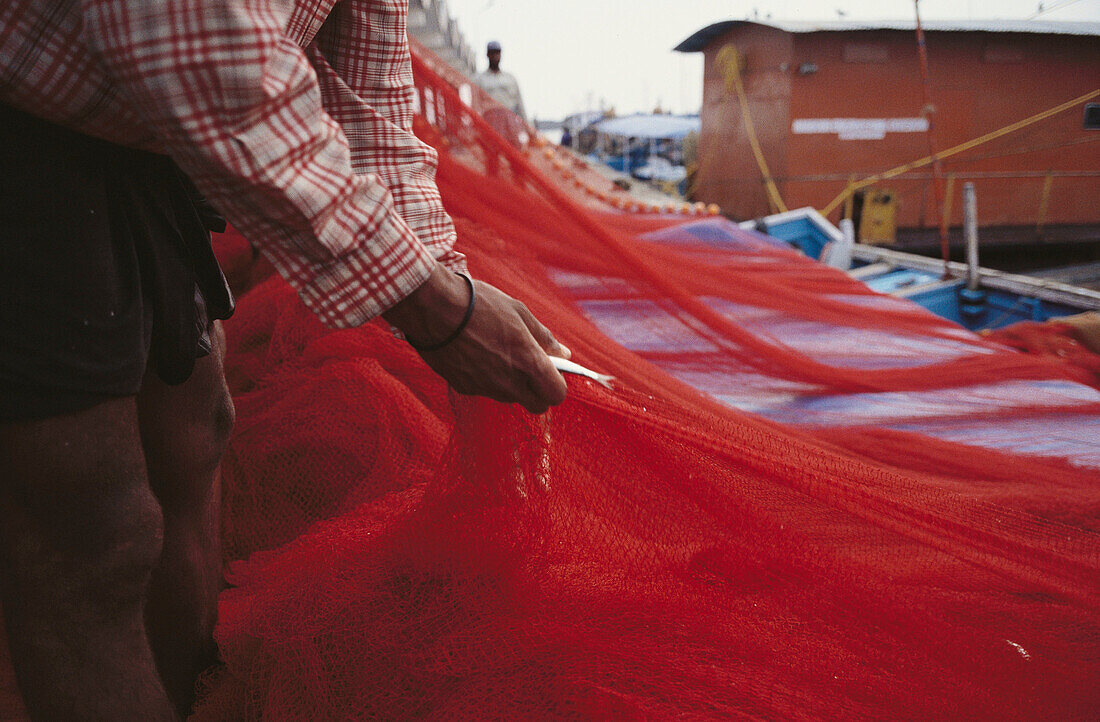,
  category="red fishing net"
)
[188,43,1099,719]
[984,319,1100,390]
[2,36,1098,722]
